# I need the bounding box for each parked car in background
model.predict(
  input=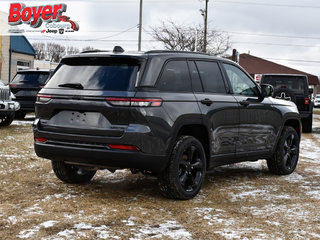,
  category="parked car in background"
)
[0,80,20,126]
[34,49,301,200]
[314,94,320,108]
[10,68,53,119]
[260,74,314,133]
